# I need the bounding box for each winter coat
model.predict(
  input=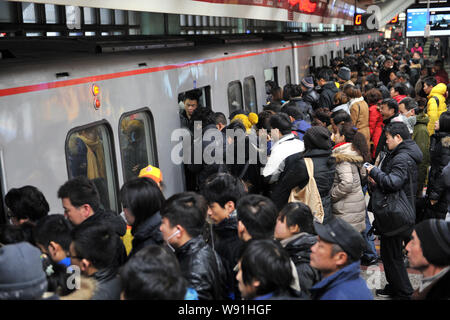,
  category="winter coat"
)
[263,133,305,184]
[128,212,163,258]
[331,143,367,232]
[91,268,122,300]
[369,104,383,159]
[319,82,339,110]
[179,109,191,130]
[290,97,314,124]
[310,261,373,300]
[292,119,311,140]
[369,140,423,231]
[349,98,371,150]
[375,113,401,160]
[176,235,227,300]
[425,132,450,219]
[412,267,450,300]
[435,69,449,85]
[281,233,321,296]
[426,83,448,136]
[393,94,407,104]
[303,88,320,110]
[270,149,336,223]
[413,114,431,195]
[443,162,450,214]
